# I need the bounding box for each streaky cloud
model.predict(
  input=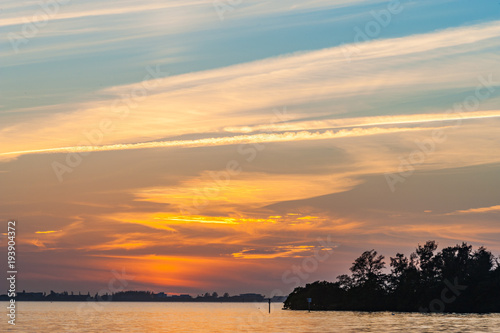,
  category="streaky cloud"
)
[0,125,446,159]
